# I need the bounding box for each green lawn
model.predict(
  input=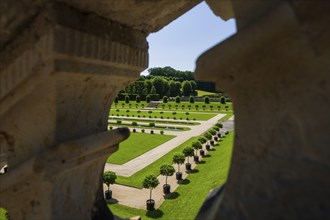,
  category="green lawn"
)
[109,108,217,121]
[107,133,175,165]
[109,132,234,219]
[108,117,200,126]
[0,208,7,220]
[196,90,217,96]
